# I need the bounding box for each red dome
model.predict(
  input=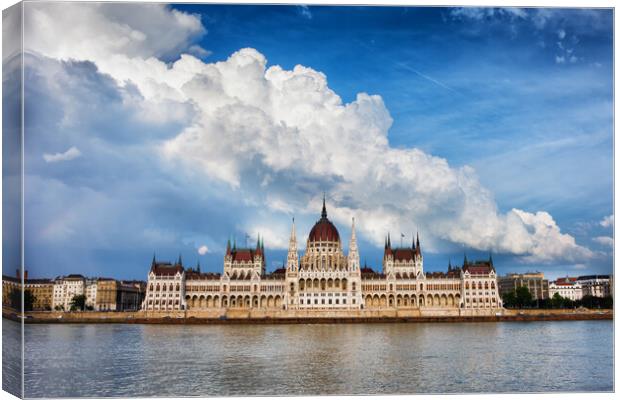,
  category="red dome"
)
[308,218,340,242]
[307,197,340,242]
